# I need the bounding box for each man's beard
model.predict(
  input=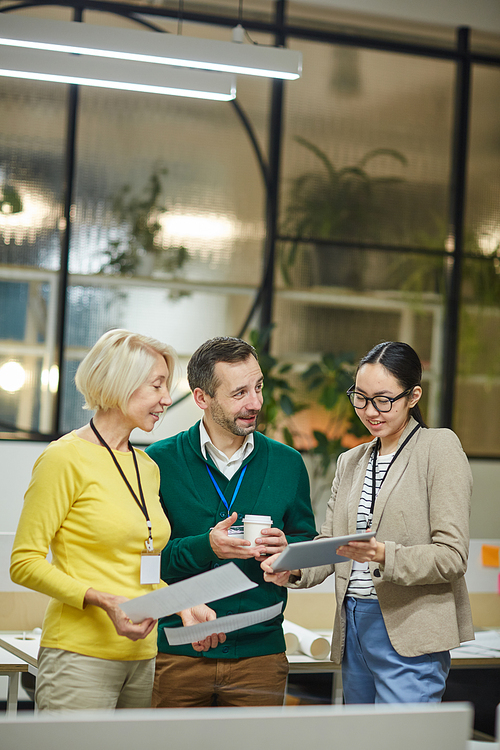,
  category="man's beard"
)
[209,399,261,437]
